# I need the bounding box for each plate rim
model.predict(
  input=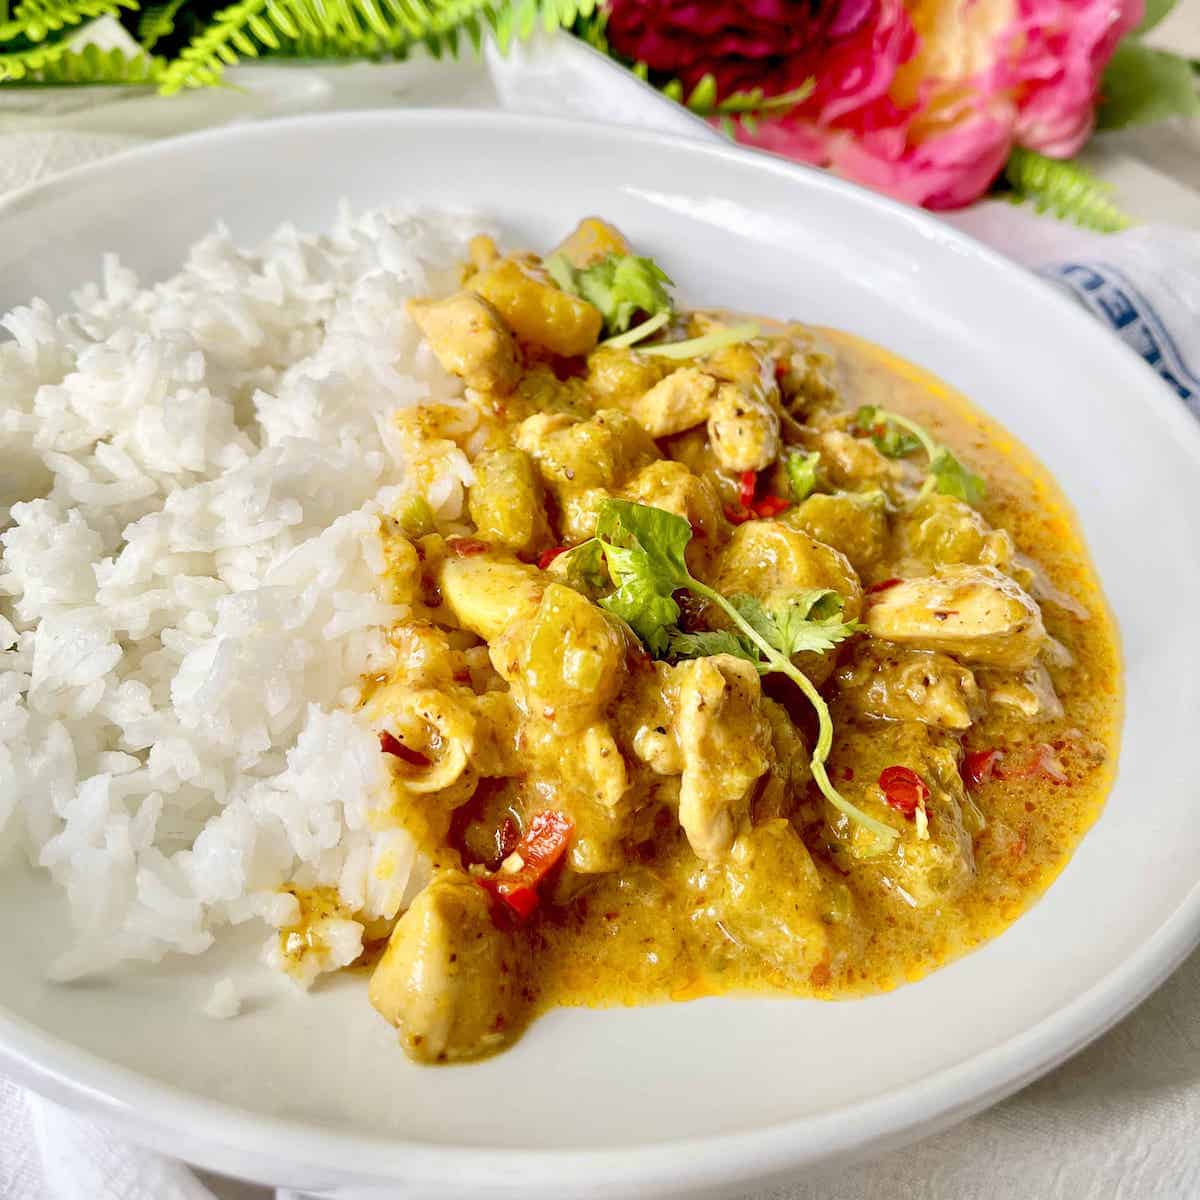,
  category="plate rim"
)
[2,106,1199,1194]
